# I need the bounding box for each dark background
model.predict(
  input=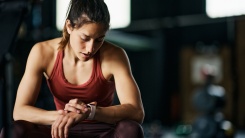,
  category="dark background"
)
[1,0,245,137]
